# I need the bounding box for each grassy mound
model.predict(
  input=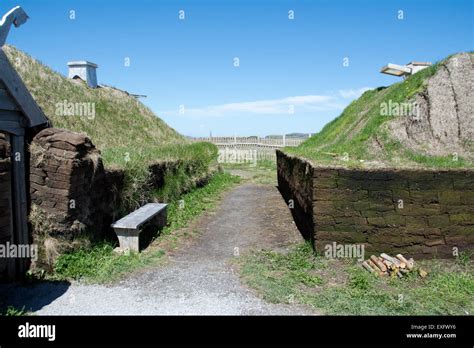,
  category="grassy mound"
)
[286,53,473,169]
[4,45,218,210]
[4,45,182,152]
